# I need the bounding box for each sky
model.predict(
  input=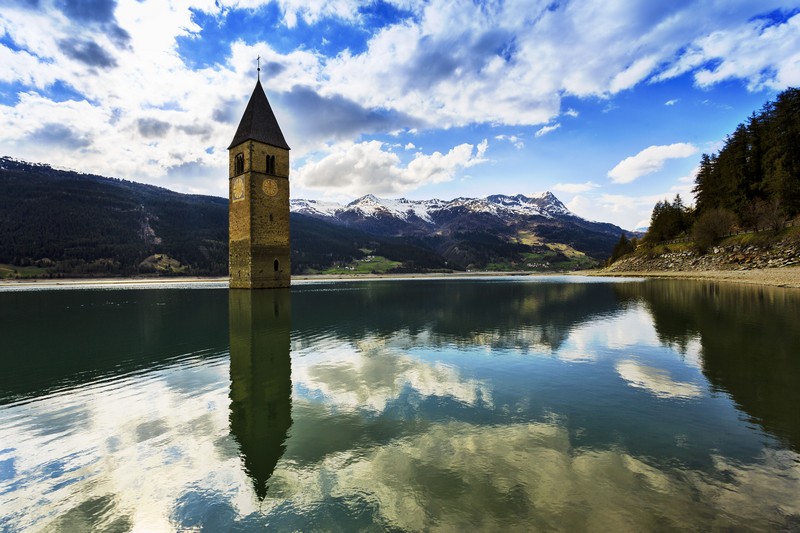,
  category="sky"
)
[1,1,799,230]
